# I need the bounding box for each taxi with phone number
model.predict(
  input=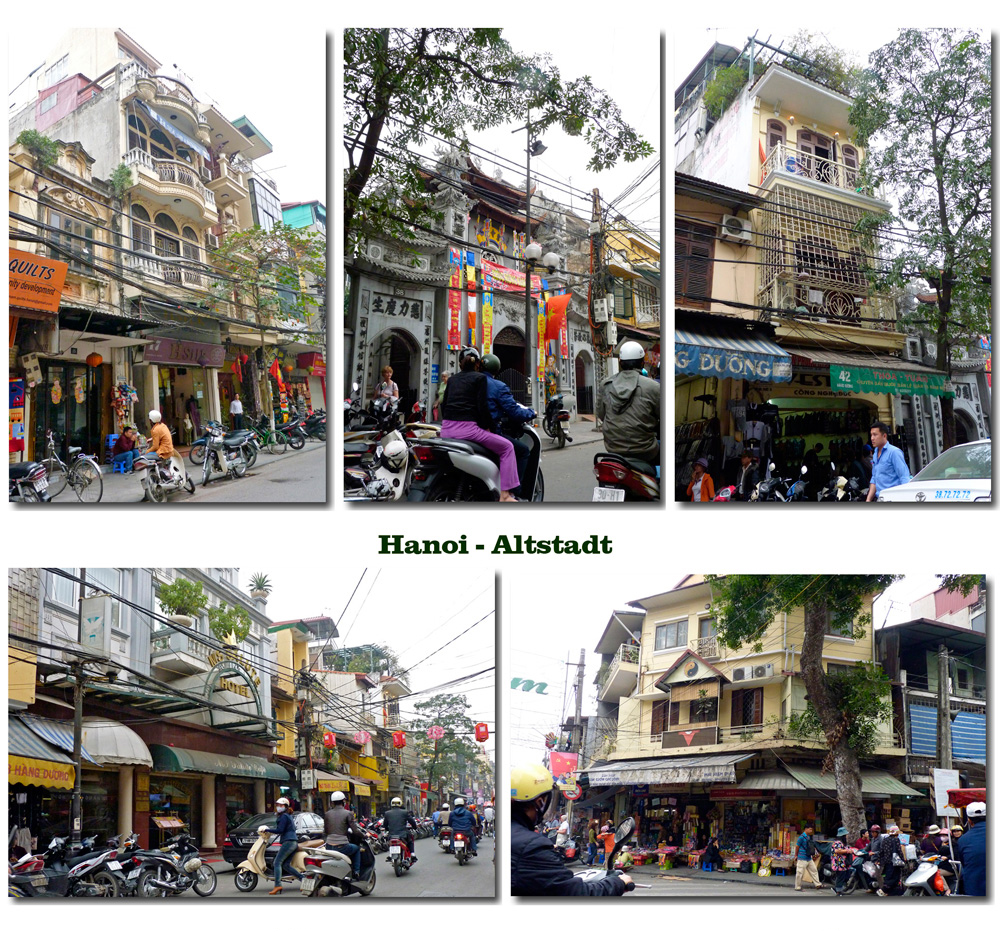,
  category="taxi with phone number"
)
[878,439,990,502]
